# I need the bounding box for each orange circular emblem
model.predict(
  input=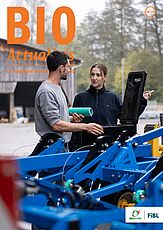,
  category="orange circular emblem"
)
[144,6,156,19]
